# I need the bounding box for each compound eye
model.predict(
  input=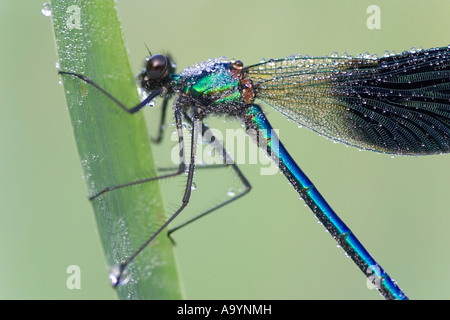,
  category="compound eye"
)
[234,60,244,68]
[146,54,168,80]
